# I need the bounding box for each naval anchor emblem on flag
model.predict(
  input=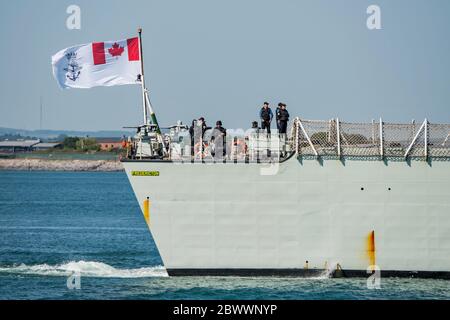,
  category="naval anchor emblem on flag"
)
[64,52,82,81]
[52,37,141,89]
